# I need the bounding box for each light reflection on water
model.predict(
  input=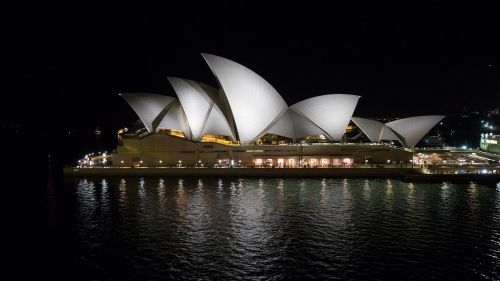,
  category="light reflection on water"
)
[62,178,500,280]
[385,178,393,198]
[77,179,96,215]
[118,178,127,207]
[406,182,415,207]
[157,178,166,207]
